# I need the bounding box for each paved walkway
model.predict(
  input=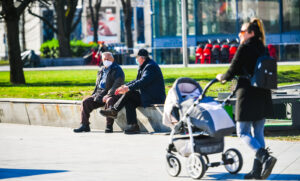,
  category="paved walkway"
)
[0,123,299,181]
